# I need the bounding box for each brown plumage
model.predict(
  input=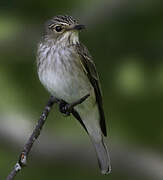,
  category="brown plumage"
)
[37,15,111,174]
